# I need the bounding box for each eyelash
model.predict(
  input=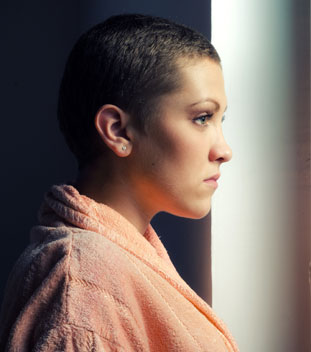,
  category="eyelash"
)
[193,114,226,126]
